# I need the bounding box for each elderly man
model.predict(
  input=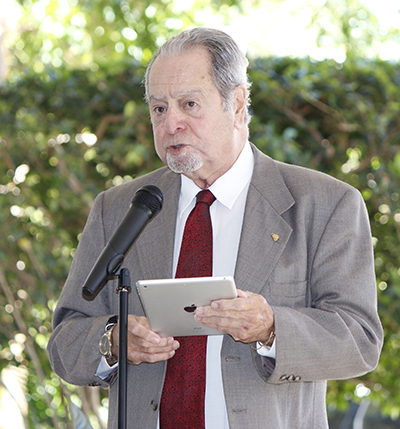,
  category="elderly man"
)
[48,27,383,429]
